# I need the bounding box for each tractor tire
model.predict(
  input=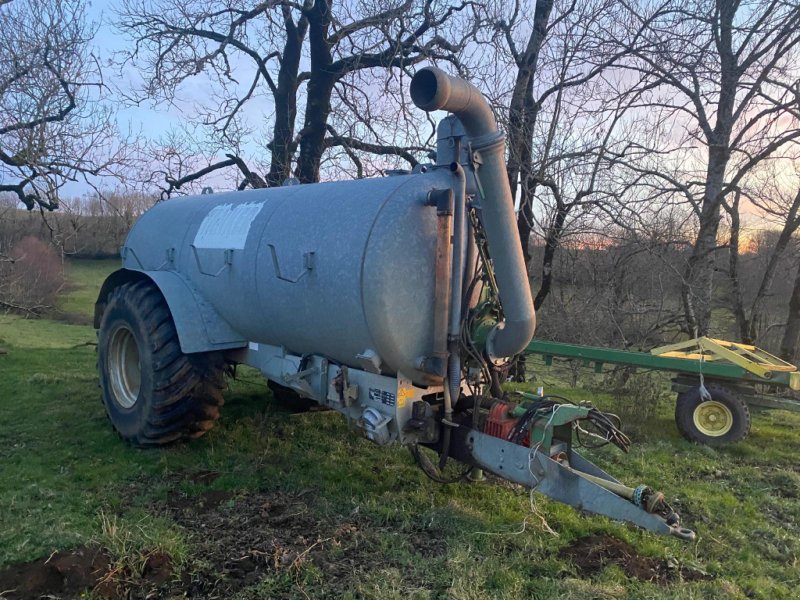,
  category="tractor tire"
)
[674,384,750,445]
[98,280,225,447]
